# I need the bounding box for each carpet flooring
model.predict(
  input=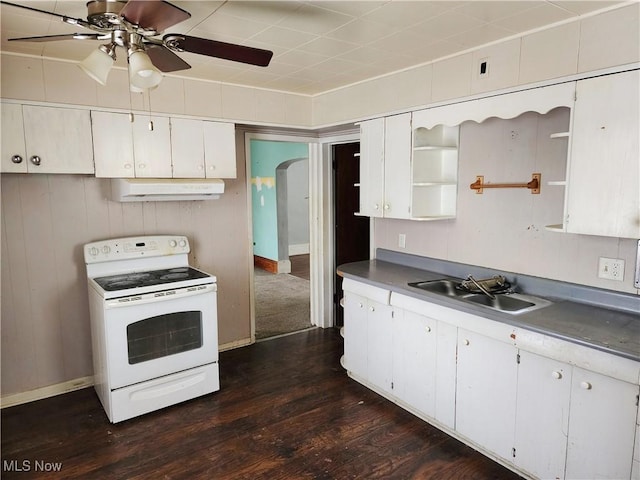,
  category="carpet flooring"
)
[255,270,311,340]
